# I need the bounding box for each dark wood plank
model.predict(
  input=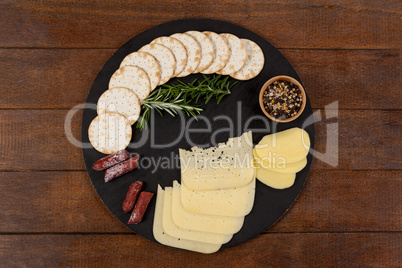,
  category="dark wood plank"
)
[0,49,400,109]
[0,109,400,171]
[0,233,400,266]
[0,1,400,49]
[0,170,399,233]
